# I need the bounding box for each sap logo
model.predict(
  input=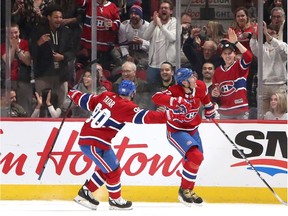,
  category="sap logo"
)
[231,130,287,176]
